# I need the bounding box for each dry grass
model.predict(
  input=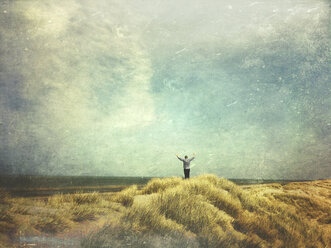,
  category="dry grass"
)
[84,174,331,248]
[0,175,330,248]
[0,190,121,247]
[112,185,138,207]
[47,191,101,206]
[82,224,201,248]
[141,177,183,194]
[33,212,73,233]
